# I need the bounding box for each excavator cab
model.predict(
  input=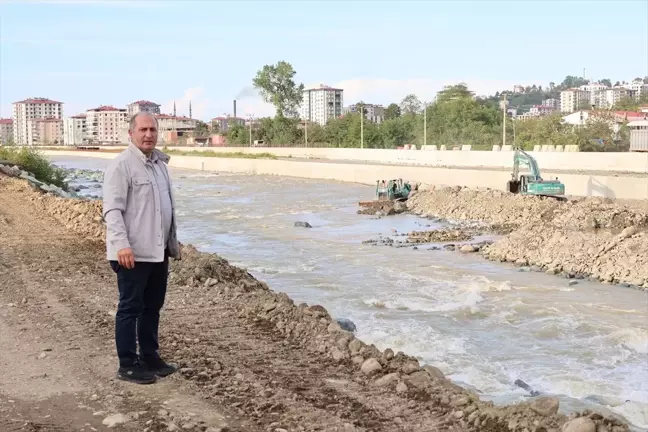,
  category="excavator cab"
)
[508,148,565,198]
